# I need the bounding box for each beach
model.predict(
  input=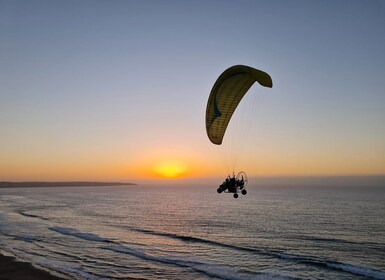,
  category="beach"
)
[0,253,64,280]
